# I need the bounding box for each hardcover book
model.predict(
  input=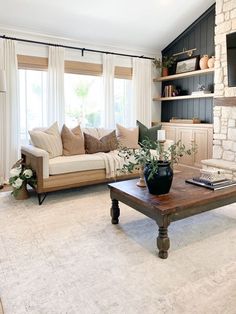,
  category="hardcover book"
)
[185,178,236,190]
[192,177,229,186]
